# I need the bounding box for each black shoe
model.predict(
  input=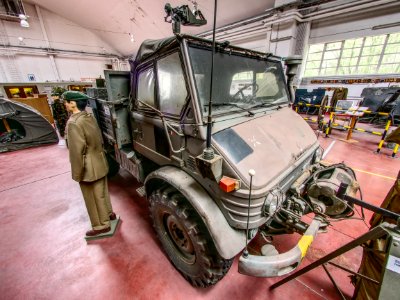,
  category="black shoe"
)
[109,212,117,220]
